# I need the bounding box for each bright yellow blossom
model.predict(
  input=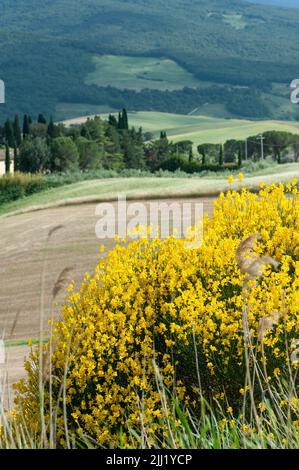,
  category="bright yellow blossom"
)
[12,182,299,447]
[237,172,244,183]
